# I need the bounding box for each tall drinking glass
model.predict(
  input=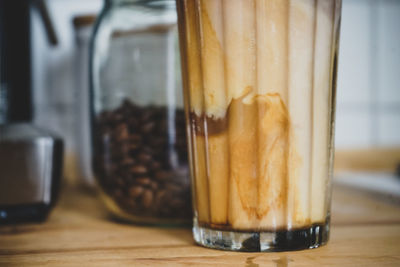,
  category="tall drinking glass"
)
[176,0,341,251]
